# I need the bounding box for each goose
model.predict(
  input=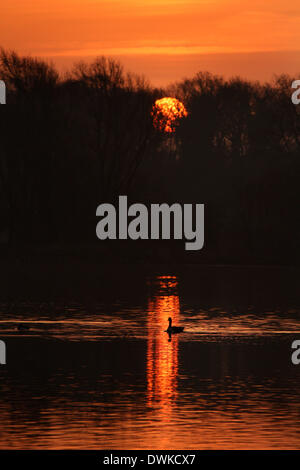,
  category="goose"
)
[17,324,30,332]
[166,317,184,334]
